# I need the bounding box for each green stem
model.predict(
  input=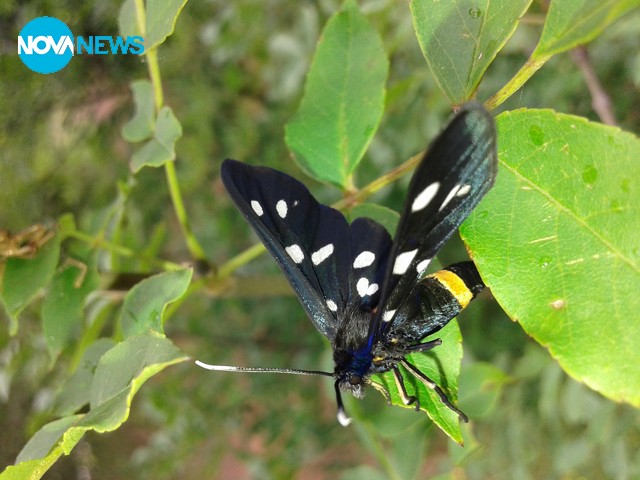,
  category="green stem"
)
[65,229,182,271]
[217,243,266,280]
[133,0,206,262]
[164,160,208,260]
[485,54,551,110]
[334,150,422,210]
